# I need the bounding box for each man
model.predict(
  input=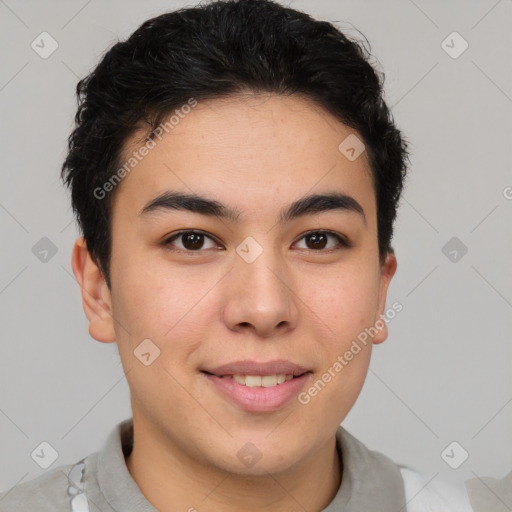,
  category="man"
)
[0,0,474,510]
